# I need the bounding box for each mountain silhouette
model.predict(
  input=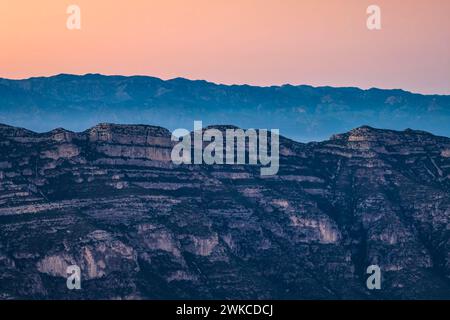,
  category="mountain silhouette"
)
[1,74,449,141]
